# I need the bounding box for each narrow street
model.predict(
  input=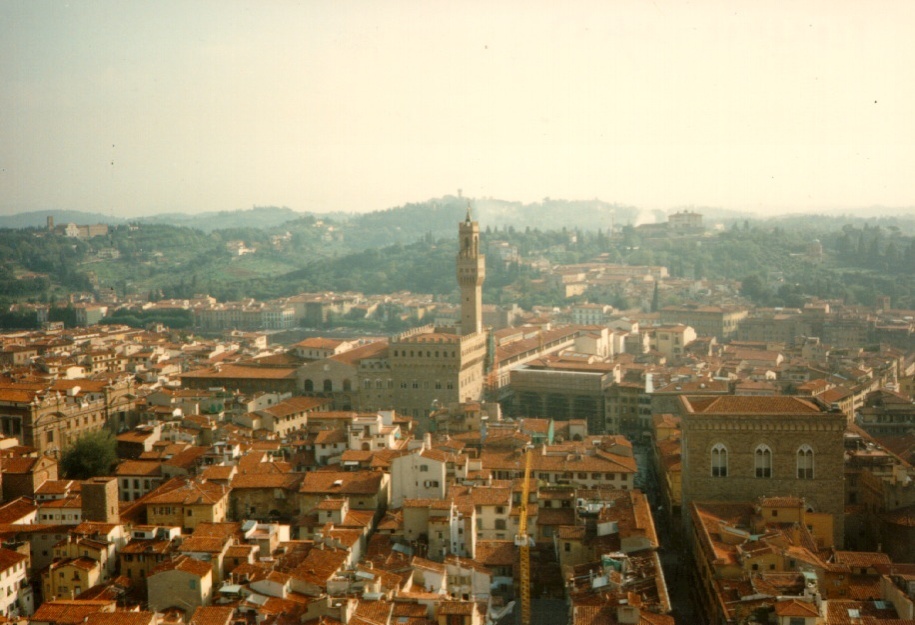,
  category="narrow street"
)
[632,440,697,624]
[508,598,567,625]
